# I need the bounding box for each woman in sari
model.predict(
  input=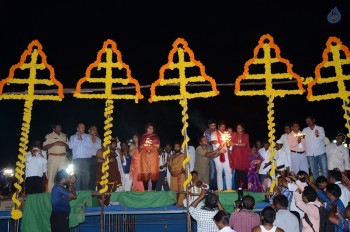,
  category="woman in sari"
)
[231,123,250,190]
[96,138,122,206]
[138,123,160,191]
[247,144,263,192]
[129,142,144,191]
